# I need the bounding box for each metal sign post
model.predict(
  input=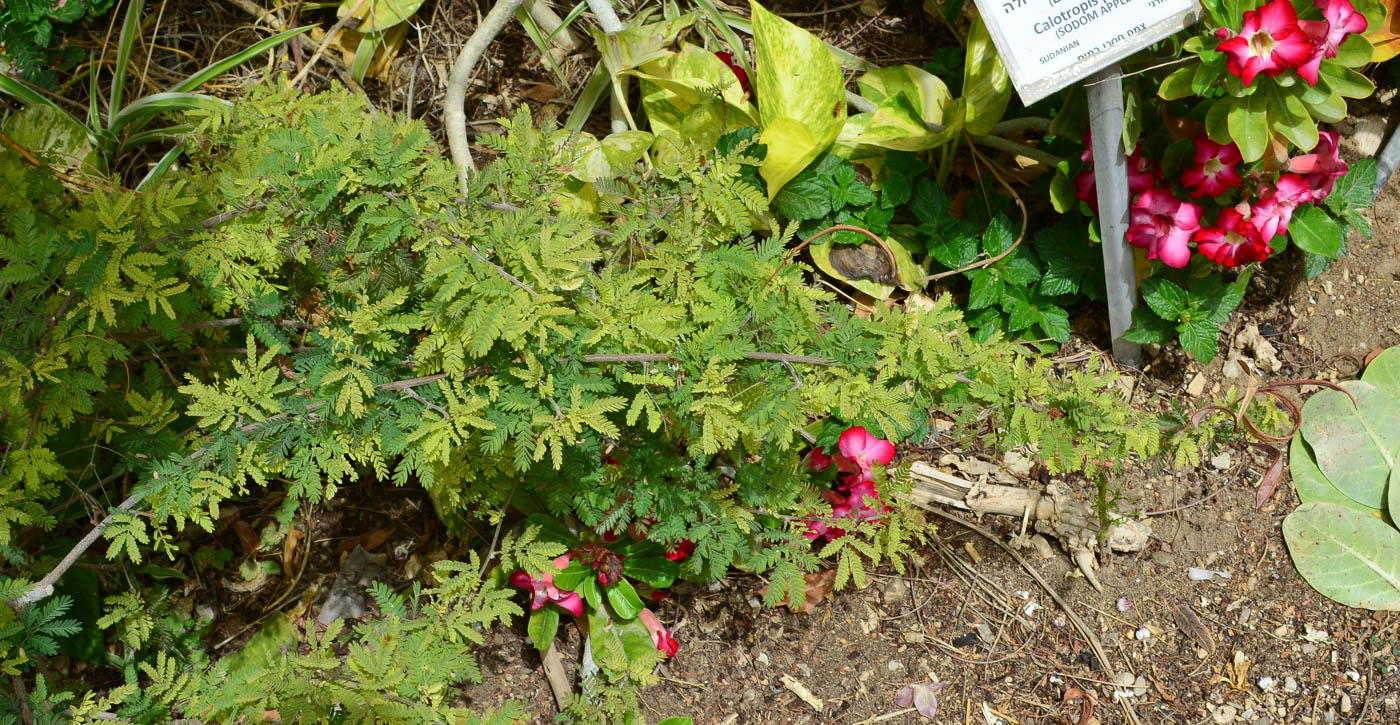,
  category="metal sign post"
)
[969,0,1201,366]
[1086,66,1141,367]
